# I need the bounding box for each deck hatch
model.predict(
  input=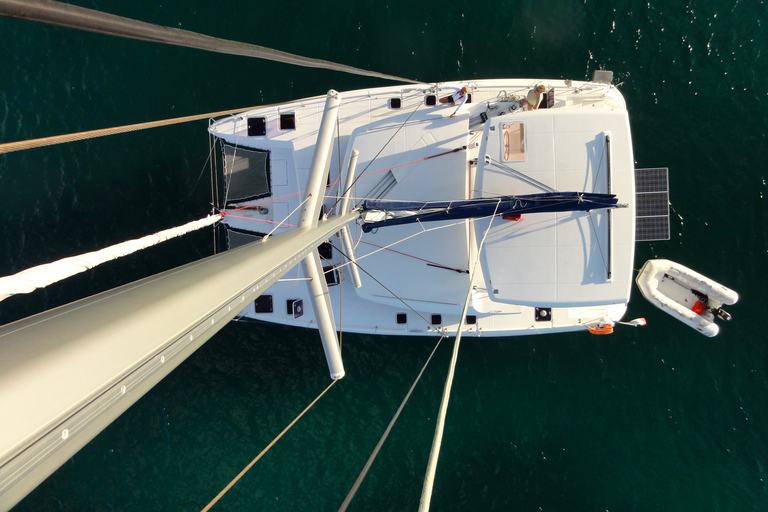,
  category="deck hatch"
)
[279,113,296,130]
[247,117,266,136]
[635,167,670,241]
